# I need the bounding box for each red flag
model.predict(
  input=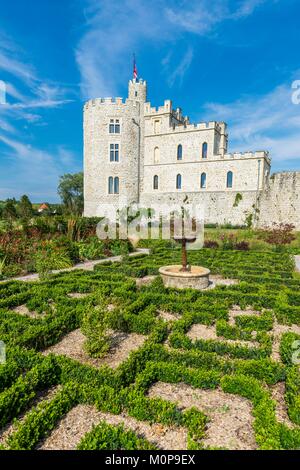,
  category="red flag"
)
[133,55,138,80]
